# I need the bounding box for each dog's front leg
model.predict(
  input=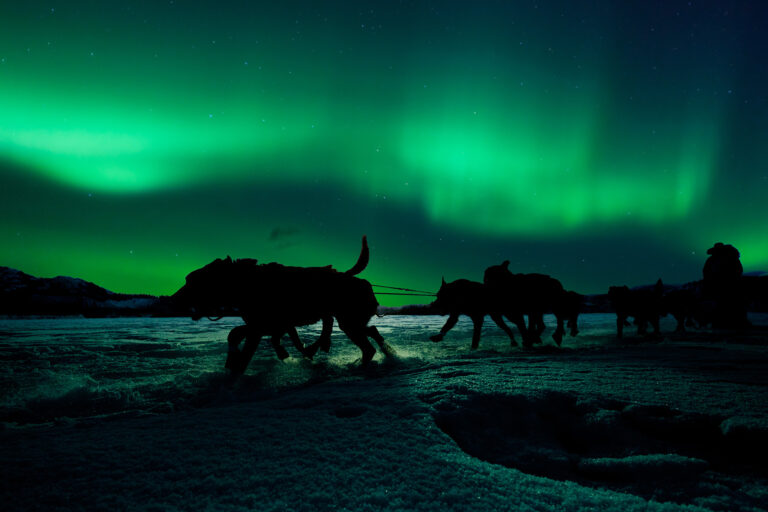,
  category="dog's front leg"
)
[226,325,250,372]
[430,313,459,342]
[286,327,314,359]
[490,313,517,346]
[317,316,333,352]
[269,334,290,360]
[470,315,485,349]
